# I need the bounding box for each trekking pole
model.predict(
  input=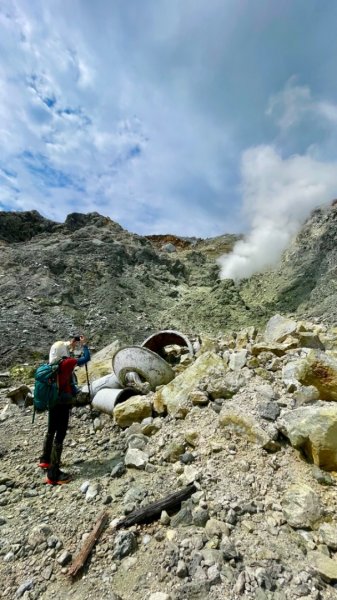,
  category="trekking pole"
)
[85,363,94,423]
